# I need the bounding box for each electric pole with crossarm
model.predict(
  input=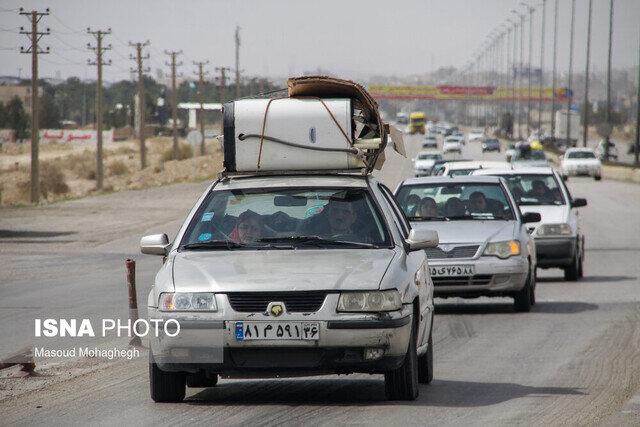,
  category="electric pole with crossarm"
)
[130,41,150,169]
[19,8,50,204]
[88,28,112,190]
[165,50,183,160]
